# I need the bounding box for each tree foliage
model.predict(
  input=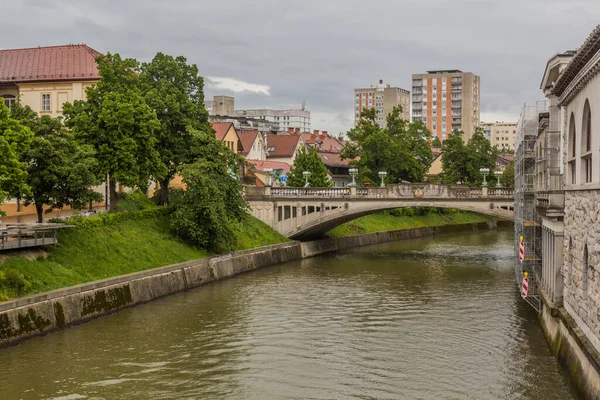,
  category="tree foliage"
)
[10,104,102,222]
[0,102,33,205]
[501,161,515,188]
[342,107,433,184]
[63,53,165,209]
[440,128,499,185]
[431,136,442,148]
[139,53,211,204]
[287,146,333,187]
[169,131,247,252]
